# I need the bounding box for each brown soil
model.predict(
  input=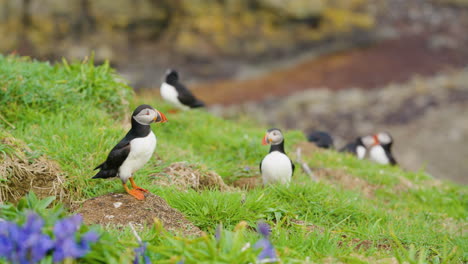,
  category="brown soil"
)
[151,162,235,192]
[75,192,203,237]
[0,136,67,204]
[315,168,379,198]
[339,235,391,251]
[230,175,262,190]
[289,219,324,234]
[193,35,468,105]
